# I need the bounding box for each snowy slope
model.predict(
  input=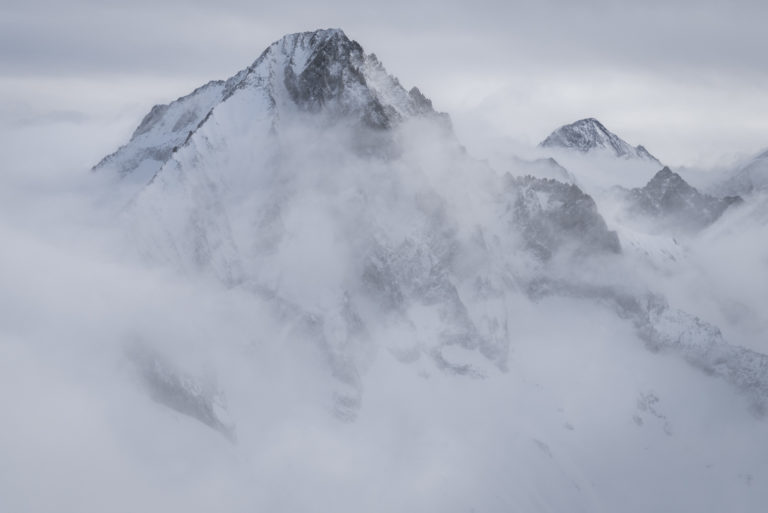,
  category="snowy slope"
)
[94,80,229,184]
